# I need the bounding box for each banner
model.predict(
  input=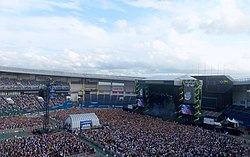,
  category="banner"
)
[80,120,92,125]
[112,87,124,92]
[98,82,111,85]
[112,91,124,95]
